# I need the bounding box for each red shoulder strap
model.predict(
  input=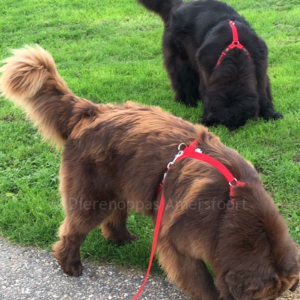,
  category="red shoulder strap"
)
[229,20,240,45]
[216,20,251,66]
[176,140,245,198]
